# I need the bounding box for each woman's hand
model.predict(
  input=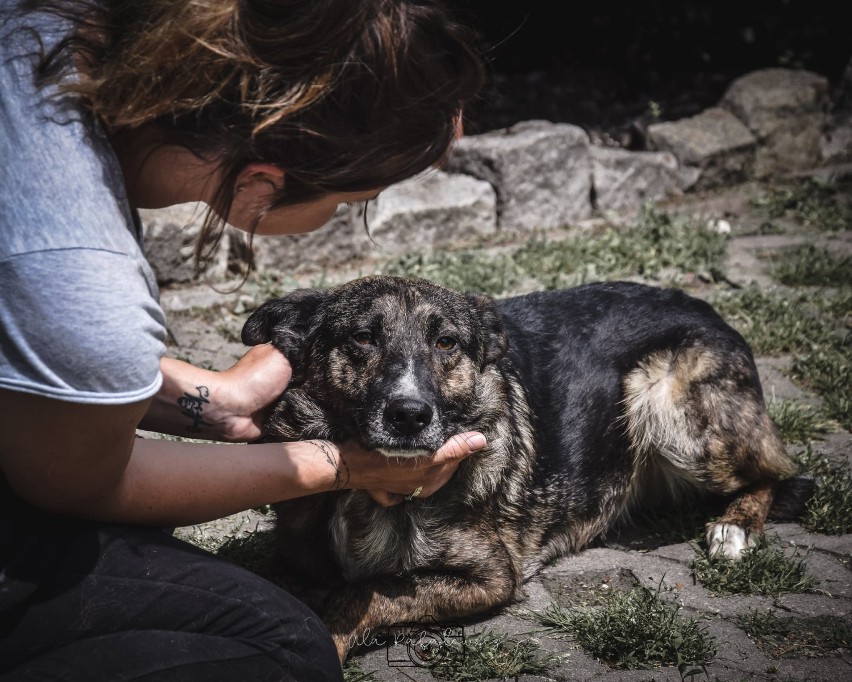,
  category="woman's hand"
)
[216,343,292,441]
[330,432,487,507]
[139,344,291,442]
